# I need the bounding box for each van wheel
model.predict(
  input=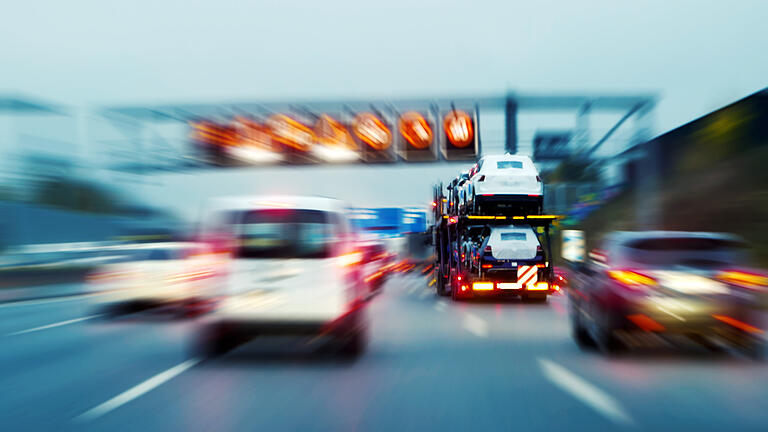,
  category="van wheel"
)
[338,328,367,359]
[196,324,240,358]
[99,303,127,319]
